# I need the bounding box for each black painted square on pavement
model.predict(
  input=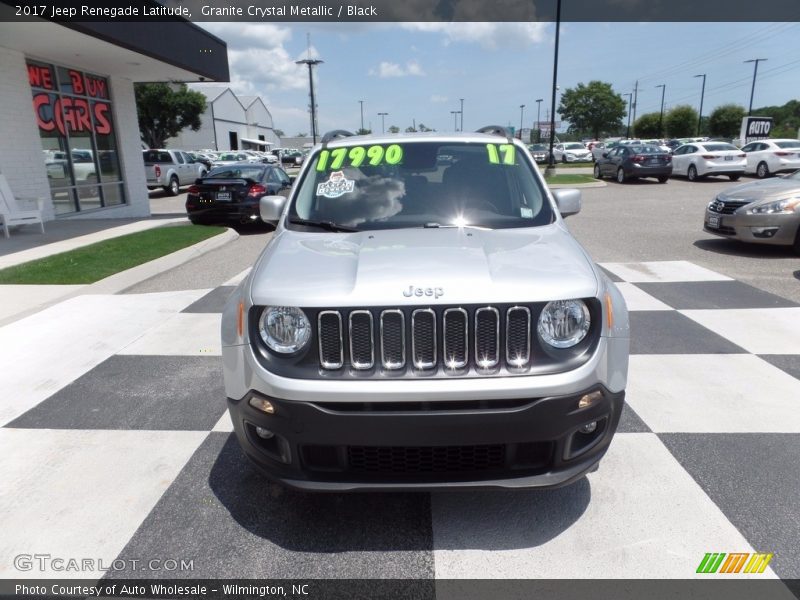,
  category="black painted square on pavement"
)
[617,402,650,433]
[7,355,226,431]
[629,311,746,355]
[758,355,800,381]
[659,433,800,578]
[182,286,236,313]
[634,281,797,310]
[107,433,435,580]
